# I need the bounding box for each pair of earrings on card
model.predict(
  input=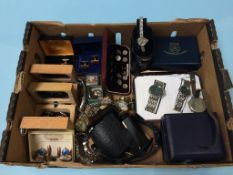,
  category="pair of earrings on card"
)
[33,146,72,162]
